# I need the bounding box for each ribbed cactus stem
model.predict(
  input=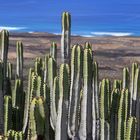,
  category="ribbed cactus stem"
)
[92,61,100,139]
[122,67,129,89]
[125,117,137,140]
[117,89,128,140]
[4,96,12,136]
[61,12,71,63]
[79,48,92,140]
[23,68,33,133]
[130,63,138,116]
[68,45,83,138]
[7,62,12,80]
[110,89,120,140]
[50,42,57,61]
[0,30,9,134]
[55,64,70,140]
[132,68,140,116]
[16,41,23,79]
